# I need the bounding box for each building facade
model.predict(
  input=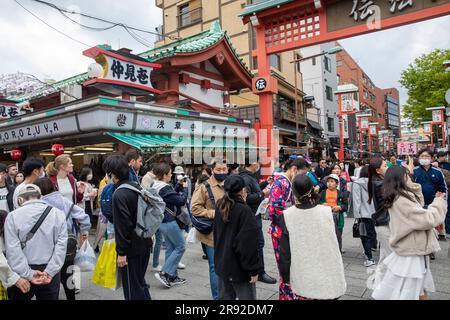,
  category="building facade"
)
[154,0,314,158]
